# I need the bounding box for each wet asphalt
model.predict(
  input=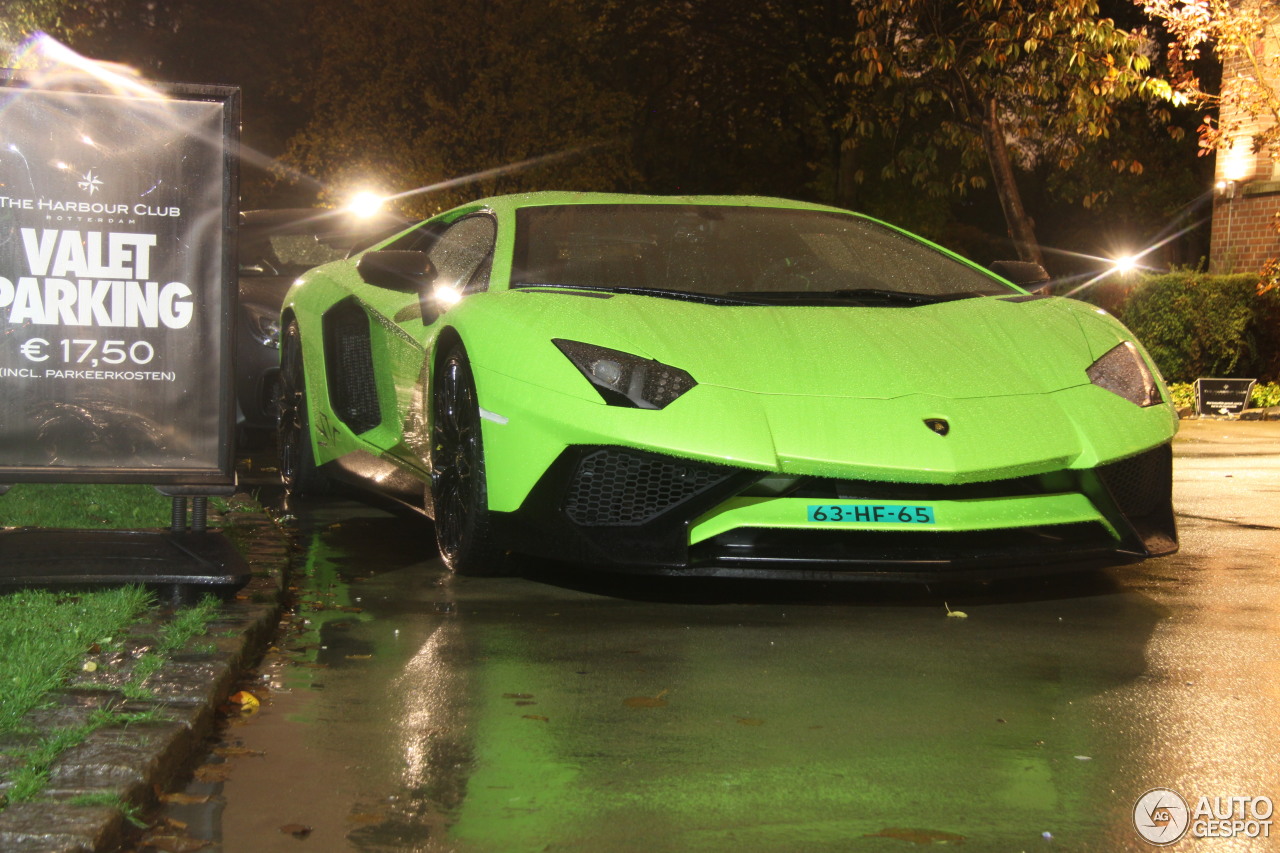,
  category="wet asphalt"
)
[143,419,1280,853]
